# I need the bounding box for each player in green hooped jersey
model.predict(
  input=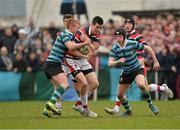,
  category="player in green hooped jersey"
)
[42,18,91,118]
